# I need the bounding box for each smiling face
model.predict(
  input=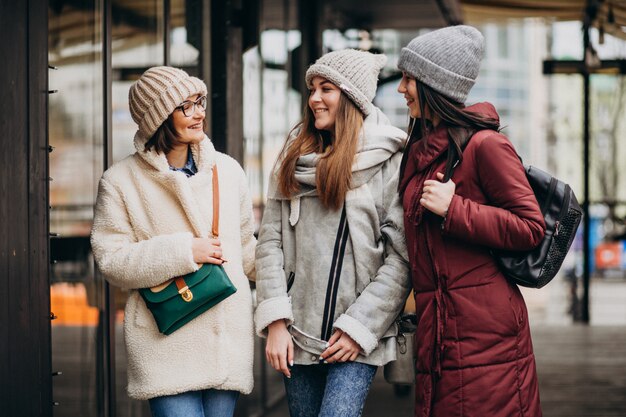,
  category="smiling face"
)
[308,76,342,132]
[397,72,421,119]
[171,94,206,144]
